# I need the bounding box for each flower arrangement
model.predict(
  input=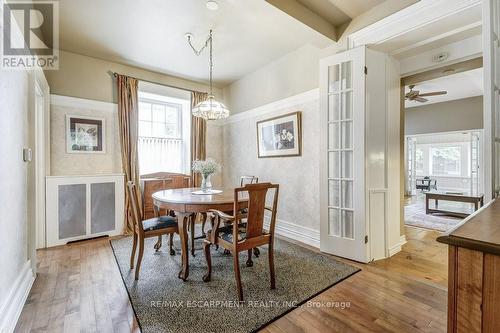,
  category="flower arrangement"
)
[192,159,220,176]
